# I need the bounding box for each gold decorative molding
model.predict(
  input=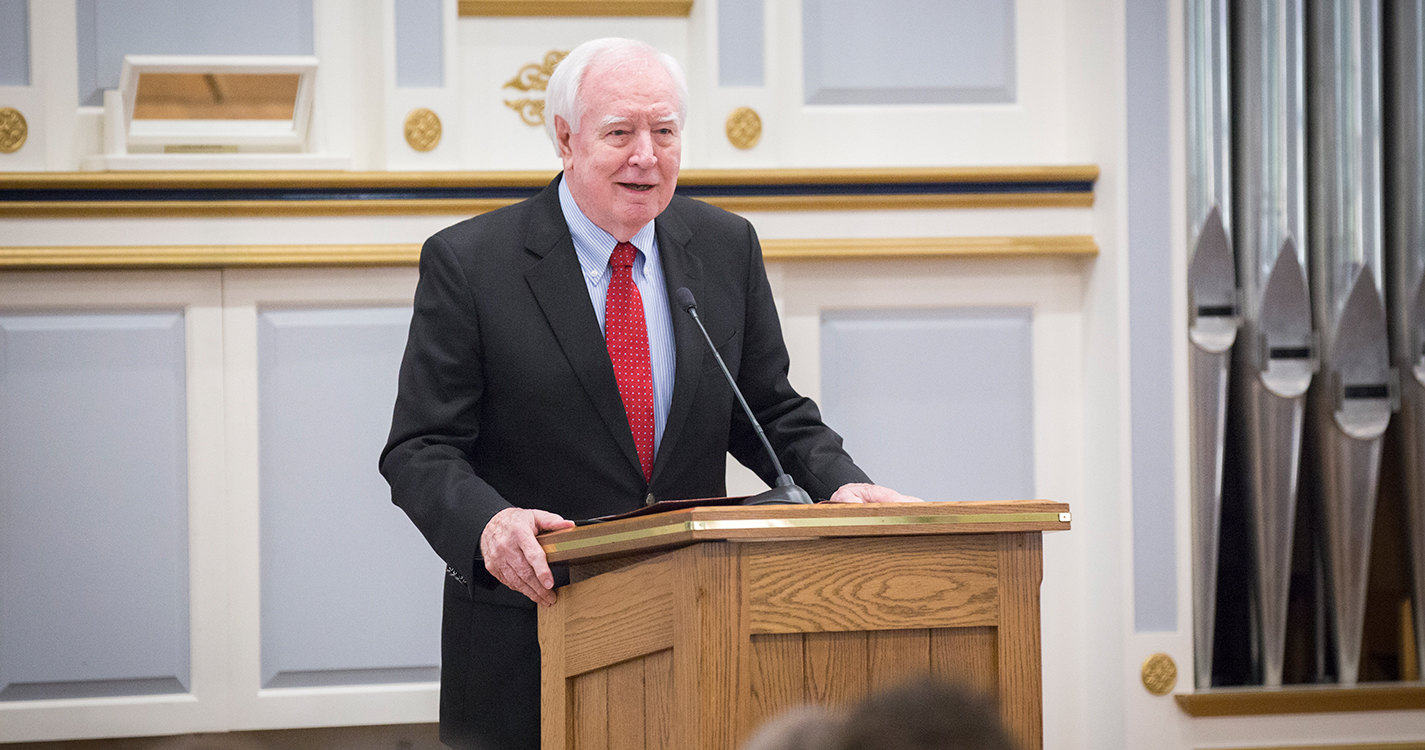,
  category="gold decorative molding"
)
[0,236,1096,270]
[460,0,692,16]
[1198,745,1425,750]
[504,98,547,128]
[503,51,566,93]
[760,235,1097,260]
[503,50,567,127]
[0,166,1098,218]
[1140,653,1177,696]
[1174,683,1425,717]
[404,108,442,152]
[726,107,762,150]
[0,107,28,154]
[0,244,422,268]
